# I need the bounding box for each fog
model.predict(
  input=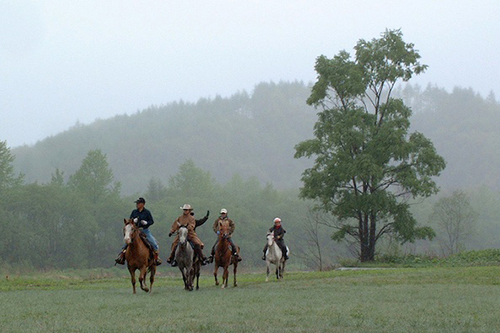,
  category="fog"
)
[1,0,499,147]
